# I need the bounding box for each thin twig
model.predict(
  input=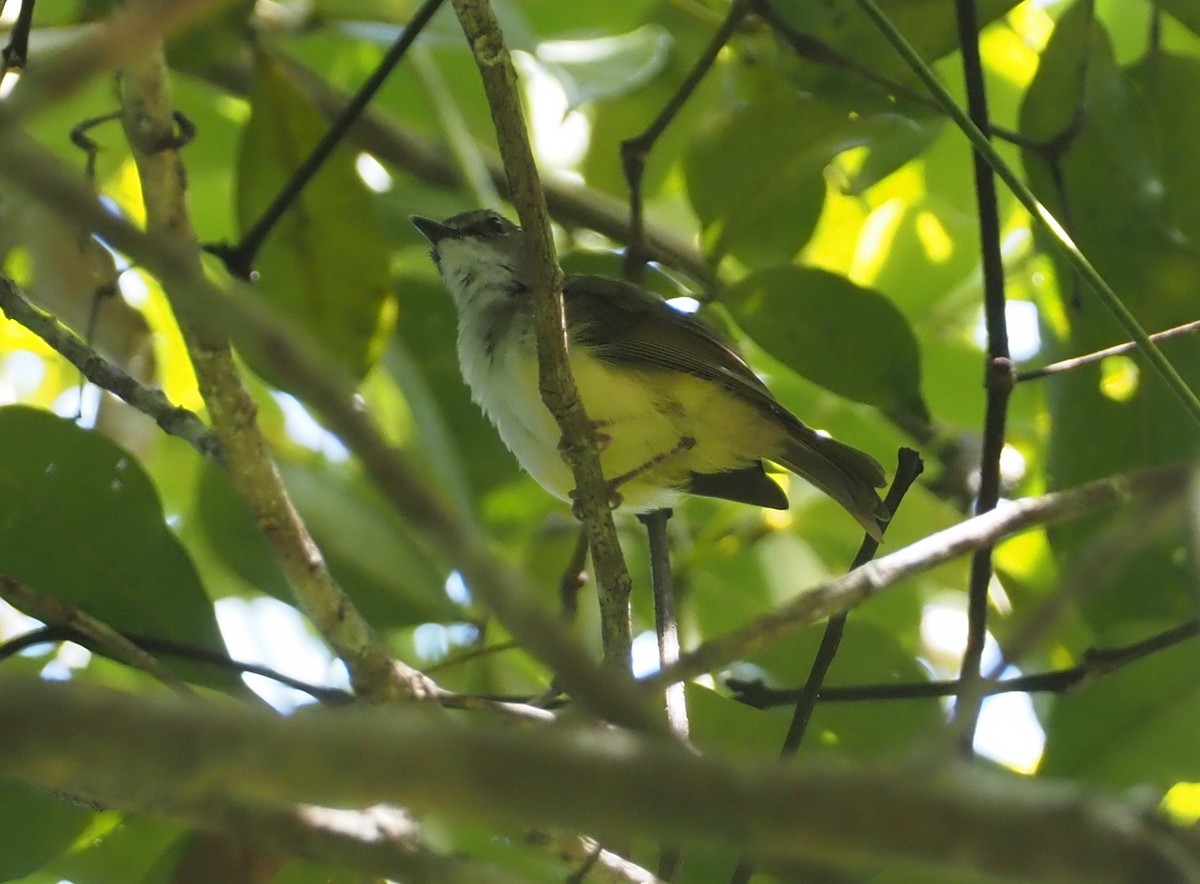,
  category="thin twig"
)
[1,0,35,71]
[981,495,1183,684]
[0,97,658,732]
[559,525,590,622]
[848,0,1200,426]
[640,510,687,738]
[950,0,1012,757]
[0,577,193,695]
[1017,319,1200,382]
[211,0,448,277]
[201,55,713,284]
[727,617,1200,707]
[119,44,429,701]
[0,272,221,461]
[620,0,750,280]
[450,0,637,670]
[778,450,922,757]
[645,462,1190,690]
[640,508,685,881]
[0,625,556,722]
[729,448,922,884]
